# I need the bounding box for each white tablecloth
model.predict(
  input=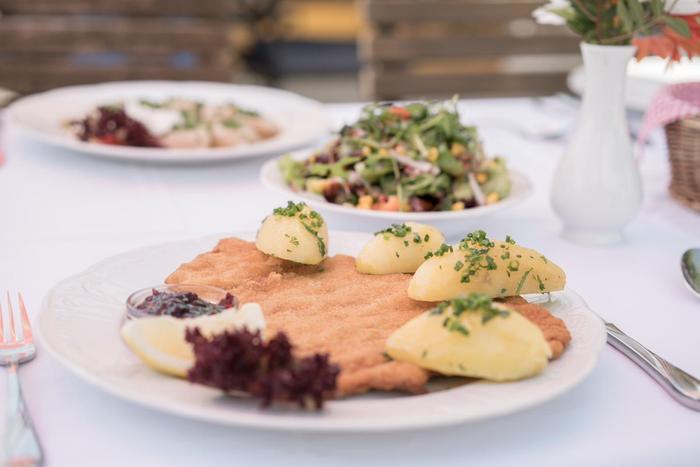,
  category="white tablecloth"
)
[1,98,699,467]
